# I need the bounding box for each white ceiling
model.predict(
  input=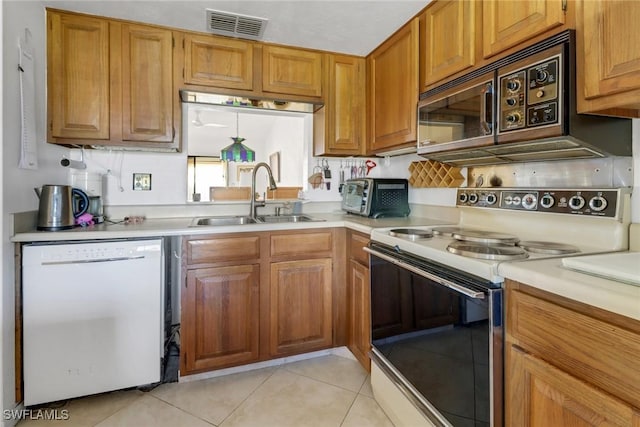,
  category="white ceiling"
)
[42,0,430,56]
